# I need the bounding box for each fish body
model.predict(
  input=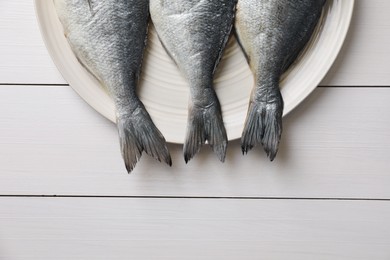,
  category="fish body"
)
[150,0,236,162]
[54,0,171,172]
[235,0,326,160]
